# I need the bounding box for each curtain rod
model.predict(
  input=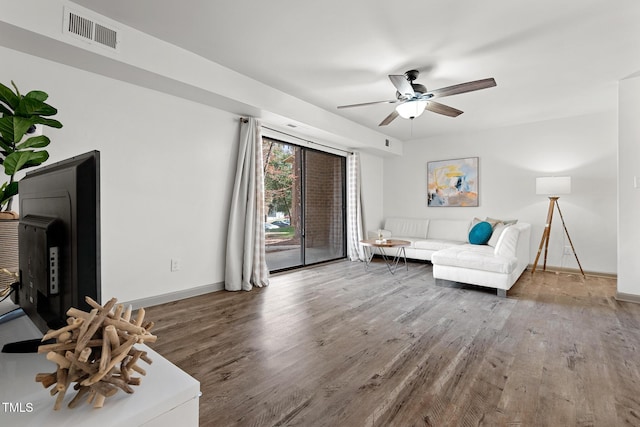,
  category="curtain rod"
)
[260,124,353,155]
